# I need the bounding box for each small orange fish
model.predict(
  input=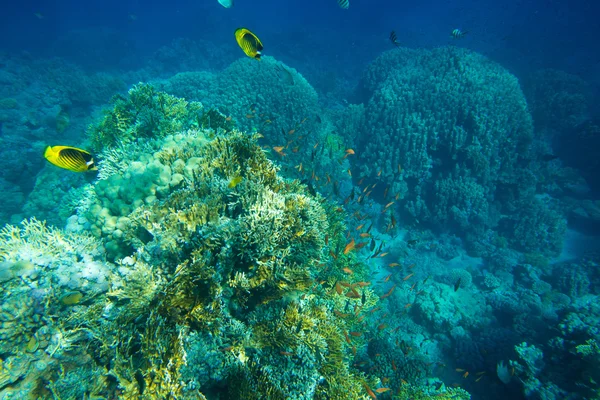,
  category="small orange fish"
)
[355,241,369,250]
[380,284,396,299]
[347,169,352,177]
[356,224,365,231]
[352,346,357,355]
[359,232,371,238]
[404,303,412,309]
[329,250,337,260]
[280,351,294,356]
[343,239,356,254]
[383,273,392,282]
[379,252,389,258]
[392,360,397,371]
[245,114,255,119]
[225,116,232,121]
[273,146,286,156]
[377,169,382,177]
[400,378,408,385]
[382,377,389,384]
[334,310,350,318]
[345,148,355,155]
[369,307,381,314]
[288,129,295,135]
[375,388,391,394]
[349,331,362,337]
[363,383,377,400]
[344,331,351,344]
[388,262,400,267]
[463,371,469,378]
[355,281,371,287]
[409,282,417,291]
[403,273,415,281]
[455,368,465,372]
[383,201,395,209]
[342,267,354,275]
[220,346,234,352]
[377,323,388,331]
